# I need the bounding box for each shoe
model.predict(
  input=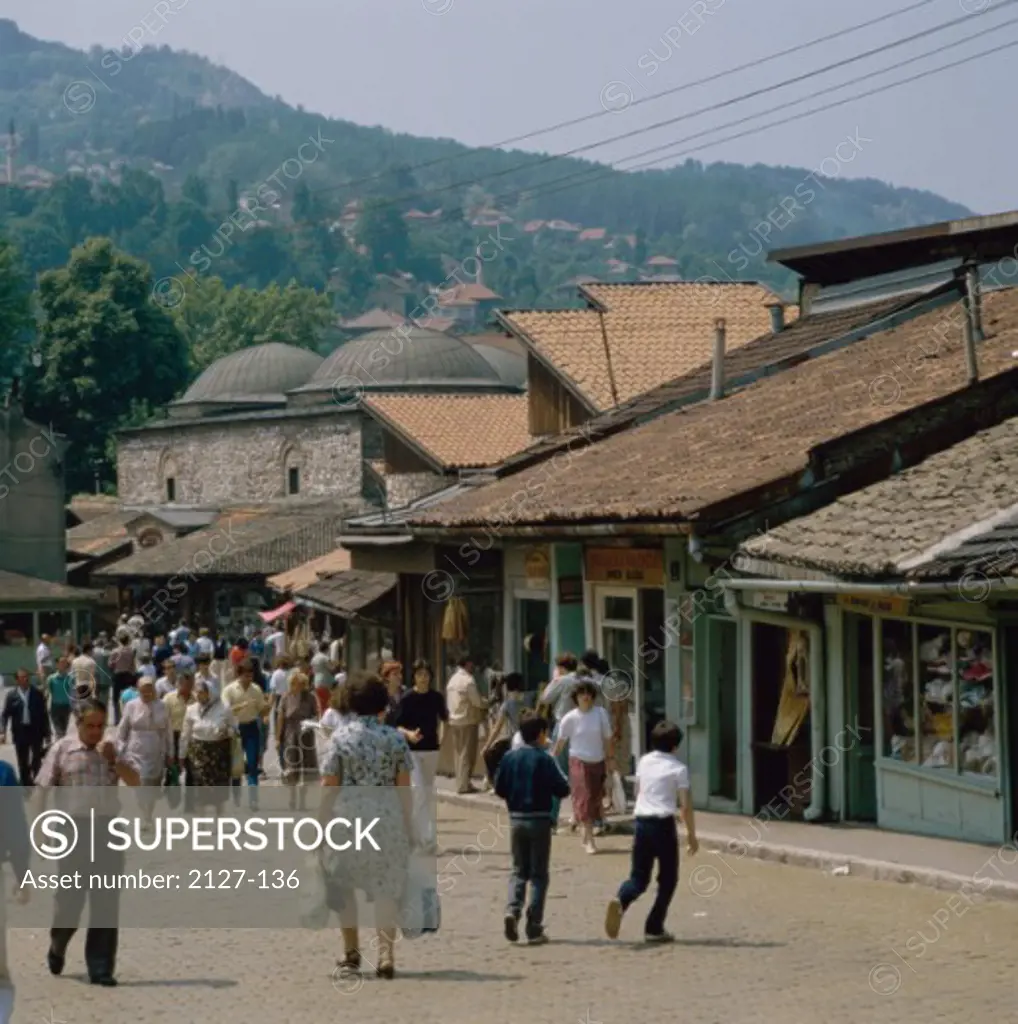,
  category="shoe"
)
[376,958,395,979]
[47,948,65,976]
[90,975,118,987]
[526,929,549,946]
[605,897,623,939]
[503,913,519,942]
[336,950,361,976]
[584,841,597,855]
[644,930,675,944]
